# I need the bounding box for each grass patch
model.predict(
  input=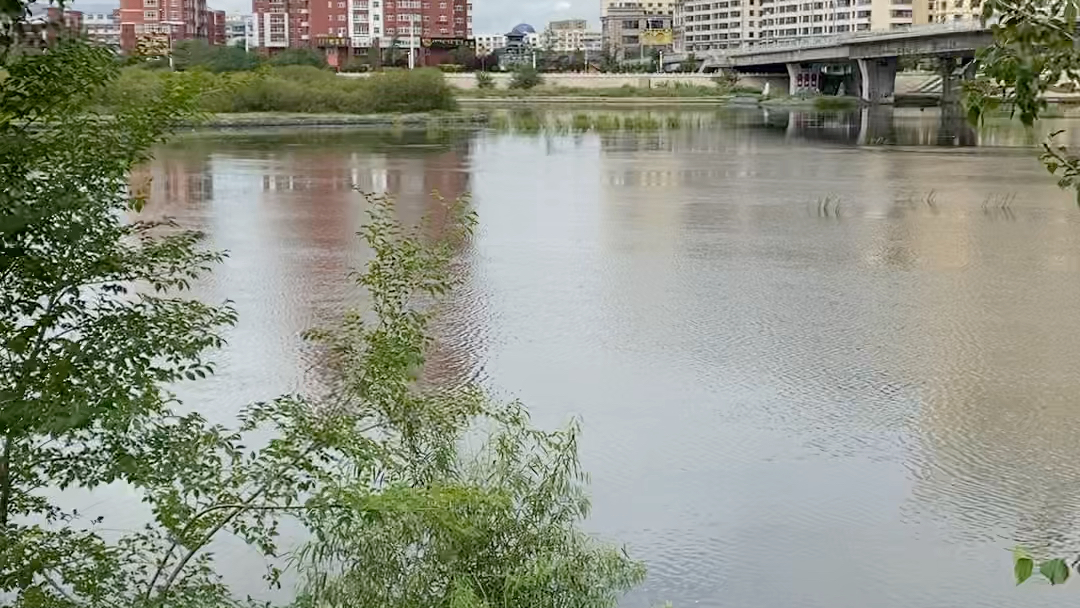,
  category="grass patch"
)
[812,96,859,111]
[488,110,707,133]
